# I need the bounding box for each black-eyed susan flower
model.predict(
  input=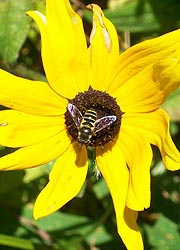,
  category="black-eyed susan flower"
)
[0,0,180,249]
